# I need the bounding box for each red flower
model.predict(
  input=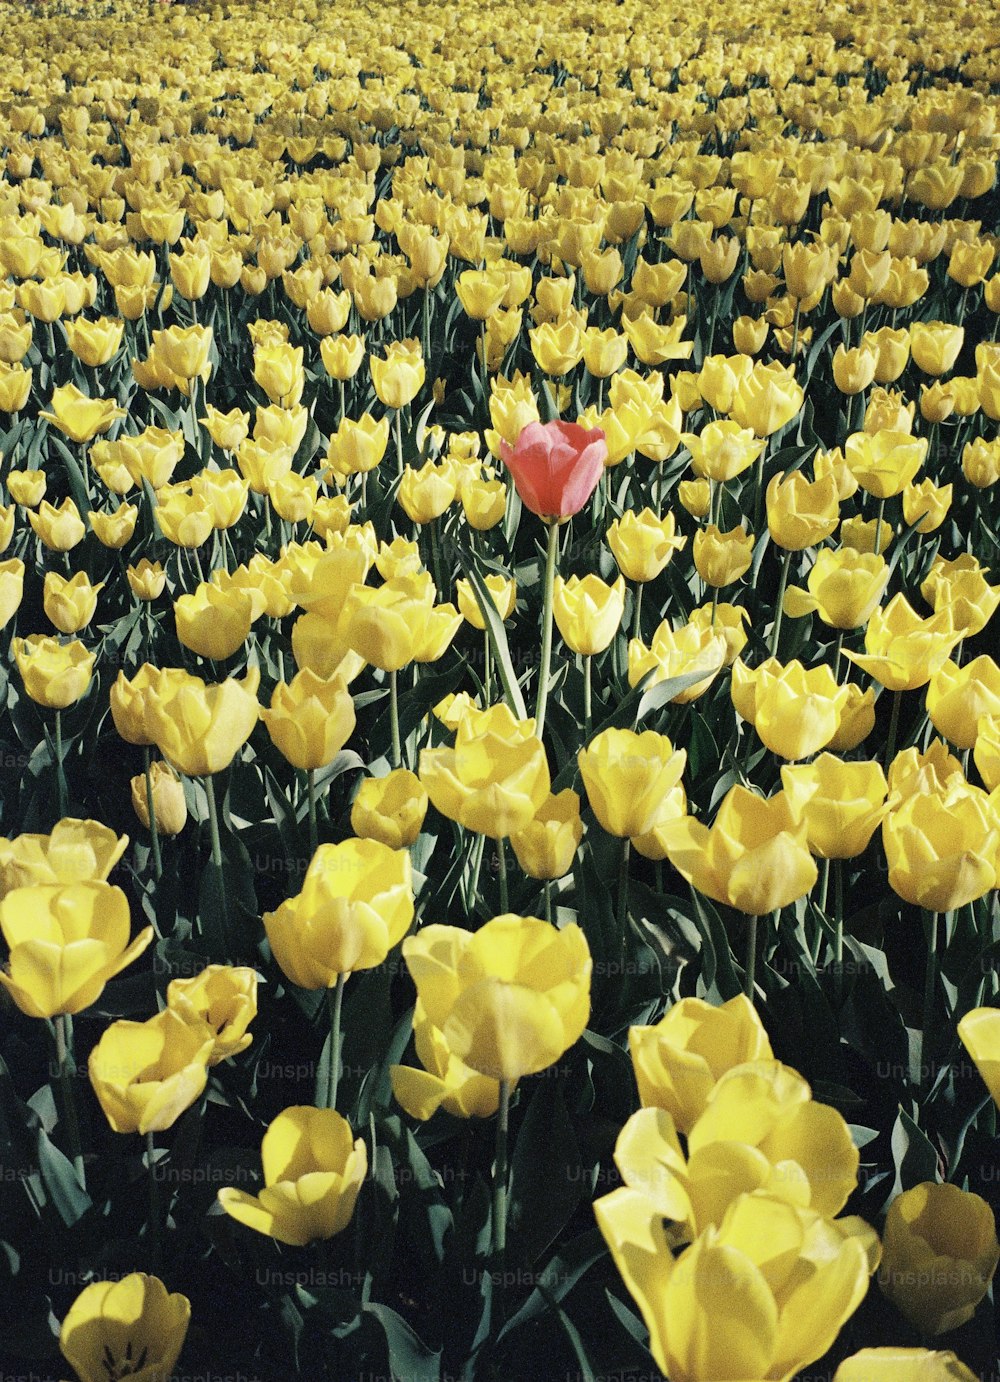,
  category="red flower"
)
[500,421,607,522]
